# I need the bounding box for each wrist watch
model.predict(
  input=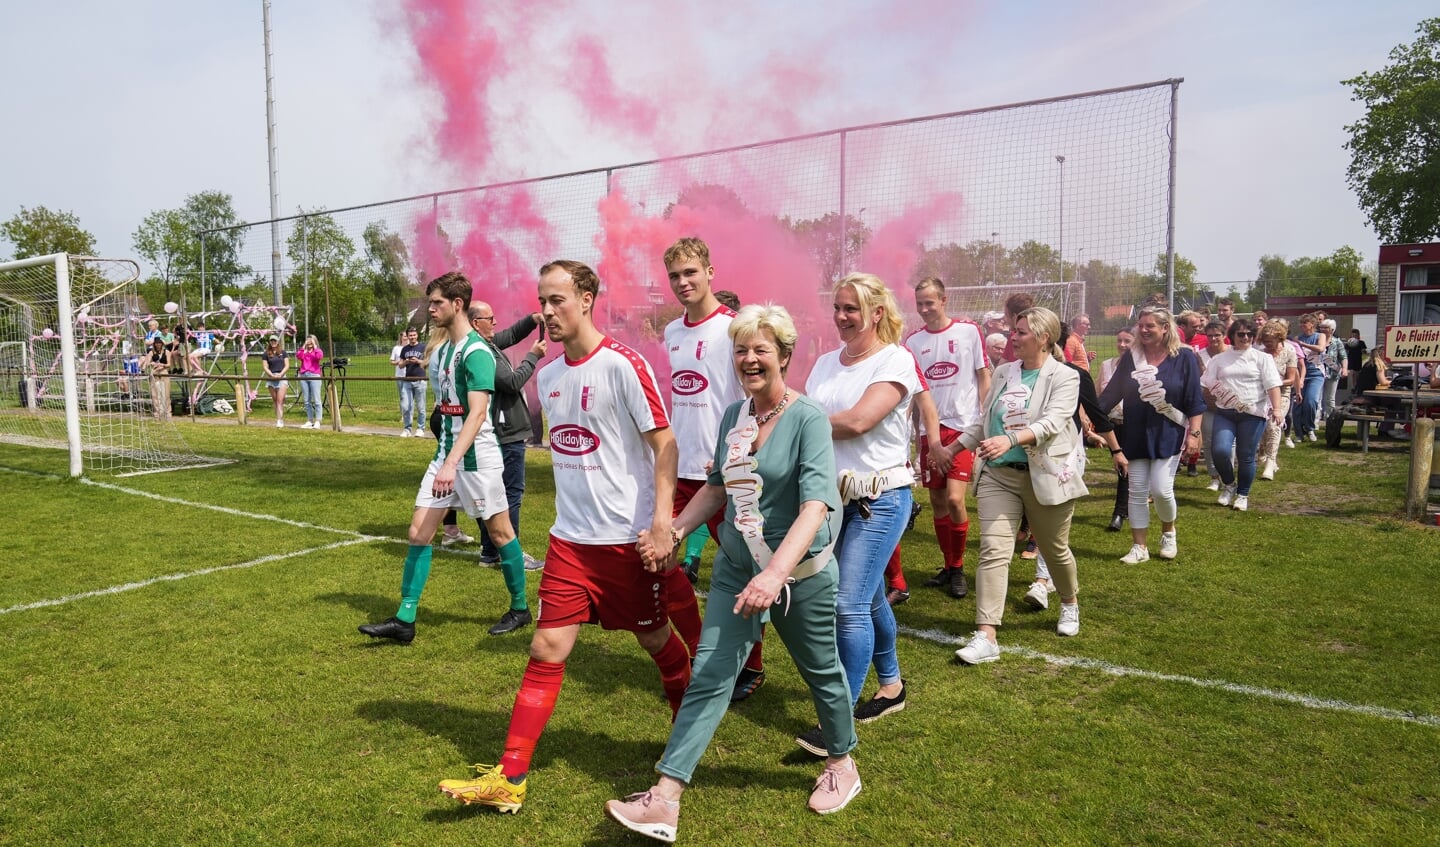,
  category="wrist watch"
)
[1189,429,1201,437]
